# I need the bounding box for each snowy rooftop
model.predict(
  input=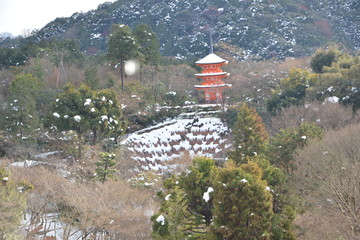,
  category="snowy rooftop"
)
[195,53,228,65]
